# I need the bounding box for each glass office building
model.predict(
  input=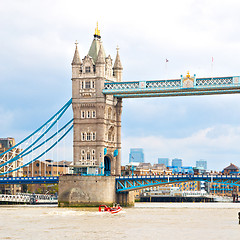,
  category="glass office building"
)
[129,148,144,163]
